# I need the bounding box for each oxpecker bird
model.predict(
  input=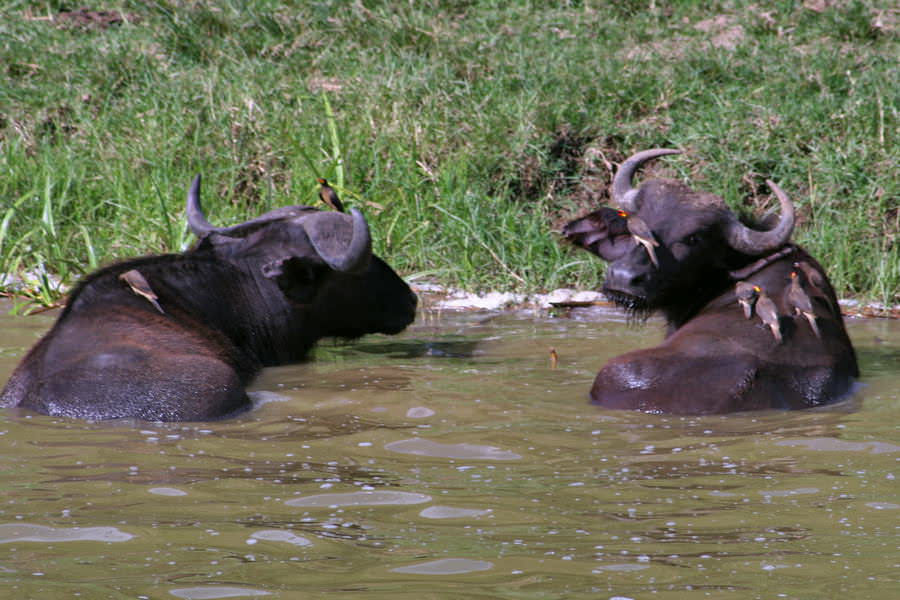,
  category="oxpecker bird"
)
[793,261,825,291]
[793,260,836,314]
[317,178,345,213]
[119,269,164,314]
[786,271,820,338]
[735,281,759,319]
[623,212,659,267]
[754,288,782,344]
